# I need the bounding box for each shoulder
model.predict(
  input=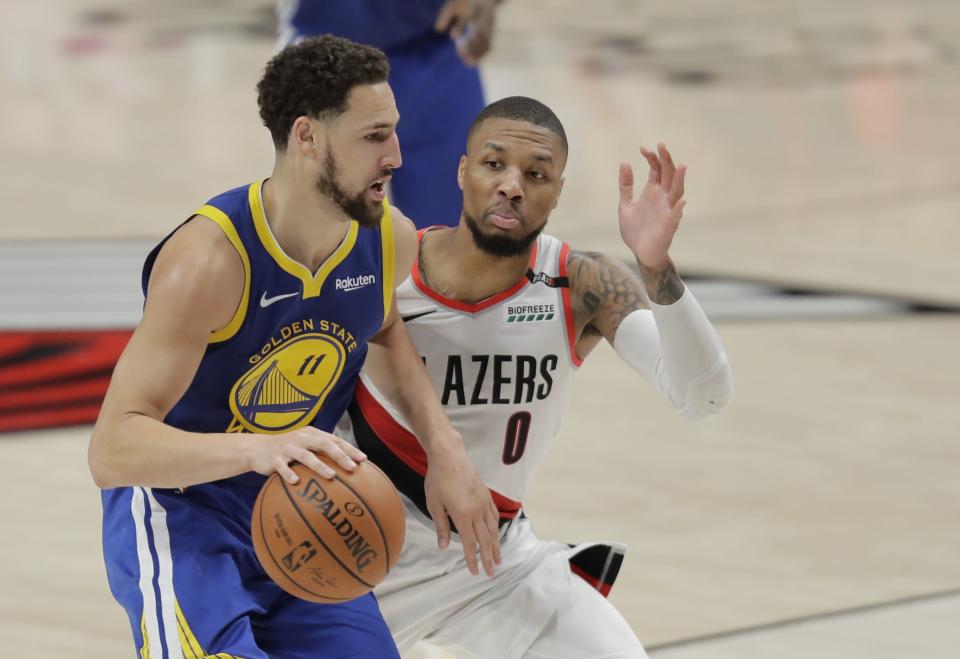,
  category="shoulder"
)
[390,204,417,244]
[566,250,642,302]
[144,216,244,333]
[389,205,418,280]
